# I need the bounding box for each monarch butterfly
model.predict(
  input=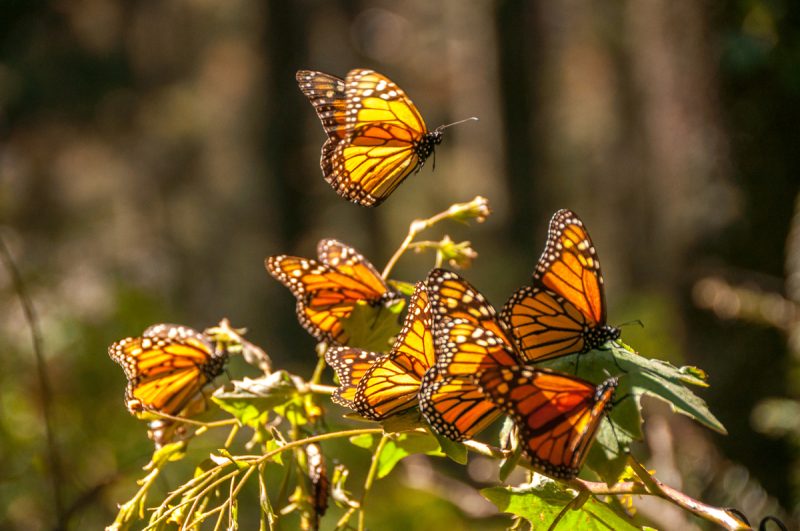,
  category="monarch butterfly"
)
[326,282,436,420]
[108,323,229,417]
[477,365,617,480]
[420,270,617,478]
[420,270,522,441]
[267,239,400,345]
[297,68,474,207]
[500,209,621,362]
